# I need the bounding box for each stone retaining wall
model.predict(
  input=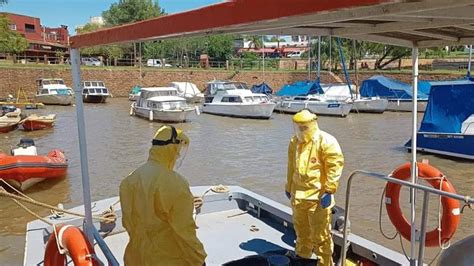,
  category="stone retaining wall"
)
[0,67,463,98]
